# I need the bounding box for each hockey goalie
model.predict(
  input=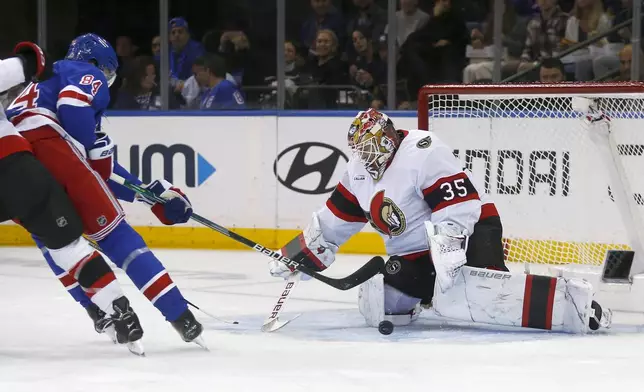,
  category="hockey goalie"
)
[268,108,612,334]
